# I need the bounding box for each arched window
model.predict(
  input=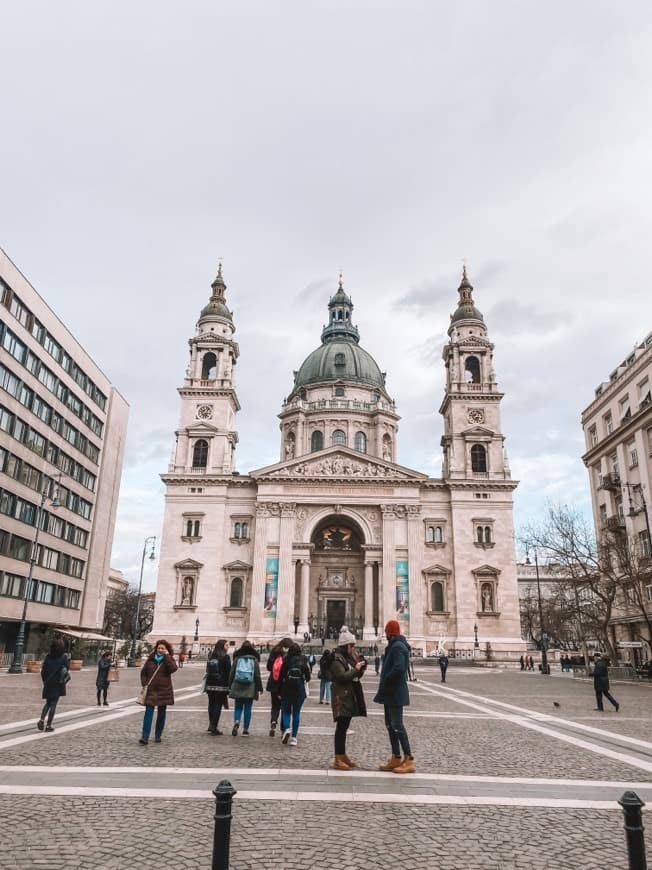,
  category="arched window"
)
[434,526,443,543]
[465,356,481,384]
[192,439,209,468]
[186,519,193,537]
[354,431,367,453]
[234,522,241,538]
[471,444,487,472]
[242,522,248,538]
[335,386,345,397]
[201,352,217,380]
[334,353,345,366]
[484,526,492,544]
[332,429,346,447]
[427,526,435,543]
[229,577,243,608]
[311,431,324,452]
[431,582,444,612]
[477,526,484,544]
